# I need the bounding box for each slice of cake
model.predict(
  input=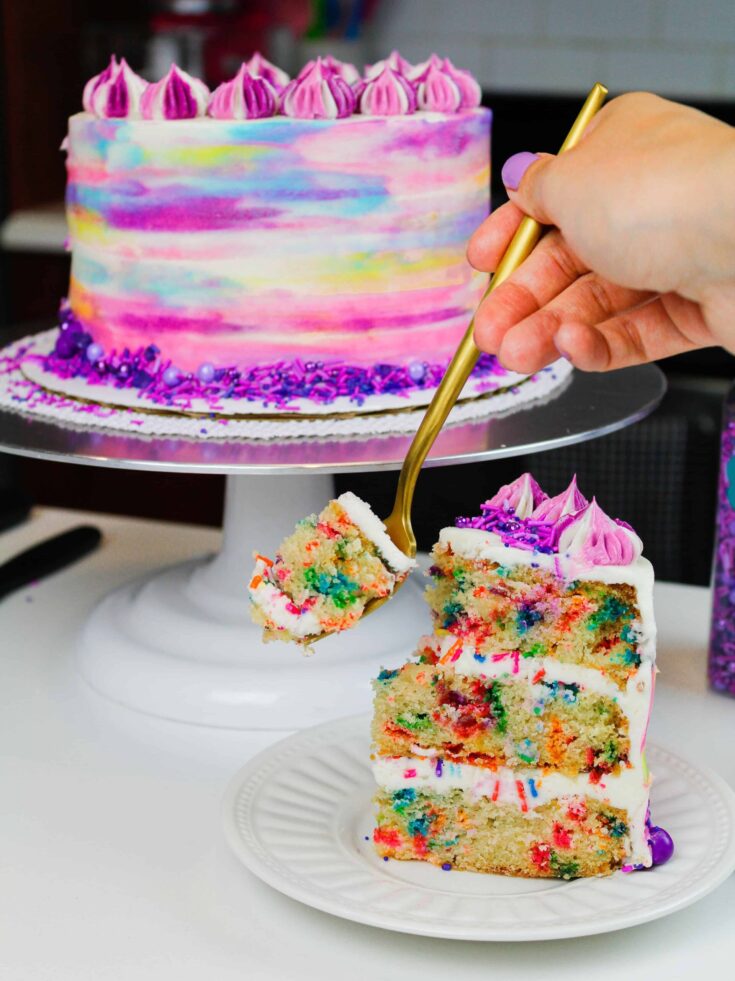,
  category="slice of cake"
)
[249,492,415,645]
[372,473,672,877]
